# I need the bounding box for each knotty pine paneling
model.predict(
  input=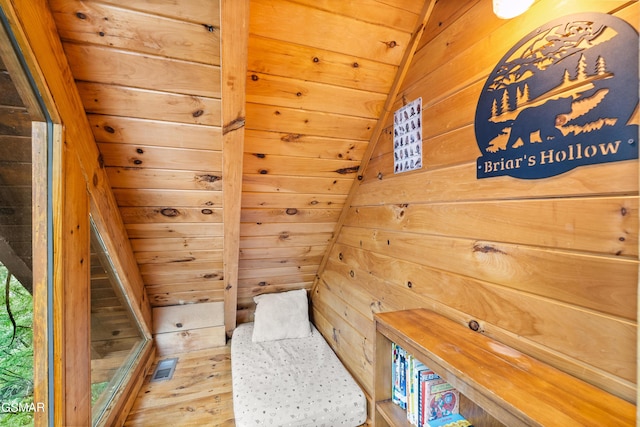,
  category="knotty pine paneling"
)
[246,103,377,141]
[51,0,220,65]
[242,192,346,209]
[96,0,220,25]
[247,72,386,118]
[50,0,225,309]
[63,43,221,98]
[125,223,223,239]
[313,0,639,404]
[345,198,638,257]
[240,0,424,321]
[77,82,221,126]
[248,36,398,95]
[357,161,638,205]
[292,0,422,31]
[89,115,222,150]
[242,174,353,194]
[106,168,223,191]
[249,0,410,66]
[245,129,367,160]
[113,188,222,208]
